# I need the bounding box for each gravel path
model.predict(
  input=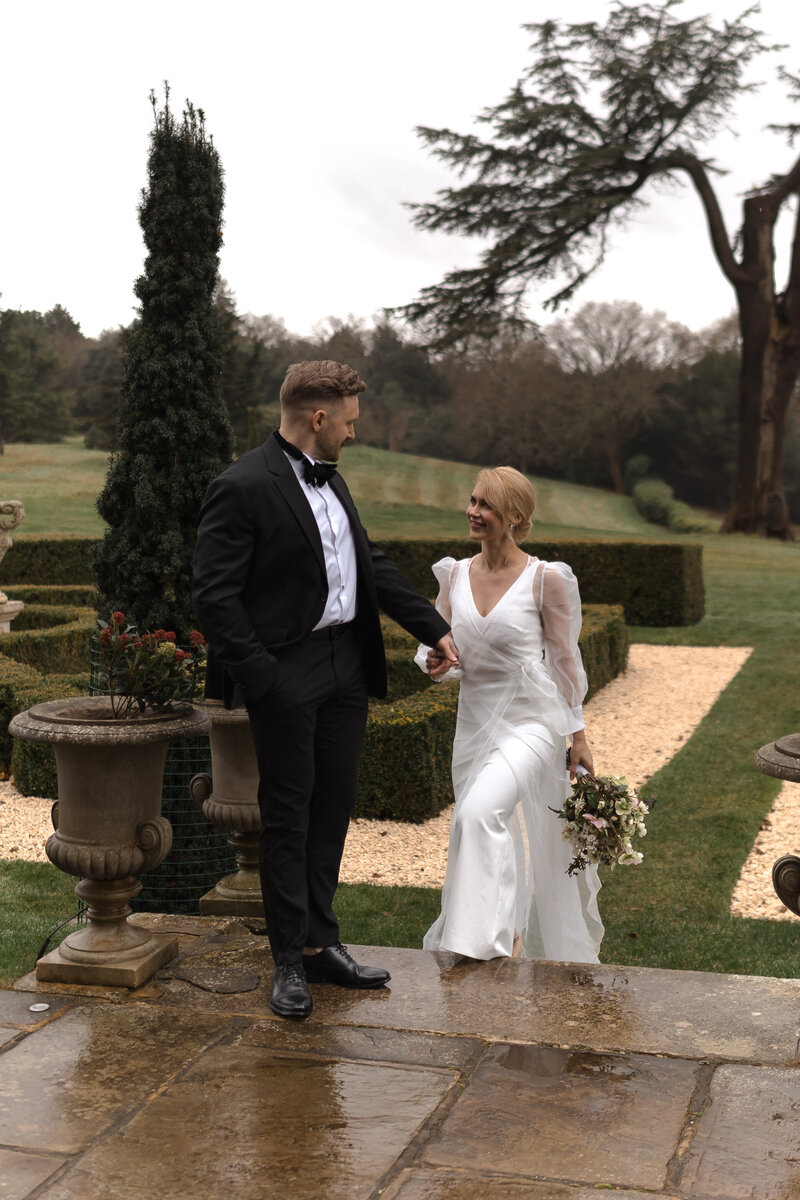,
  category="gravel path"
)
[5,644,772,909]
